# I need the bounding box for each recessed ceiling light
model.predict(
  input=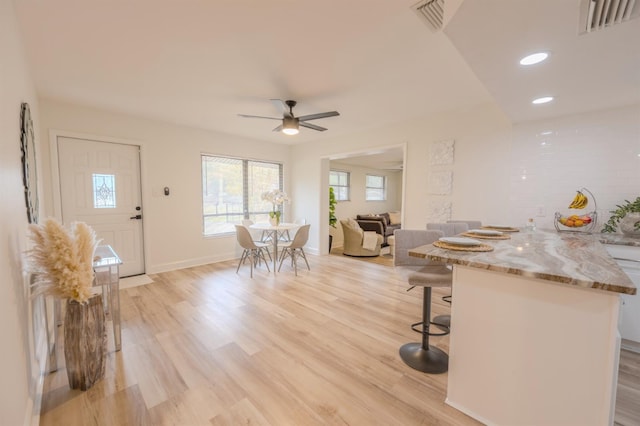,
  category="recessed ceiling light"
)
[520,52,549,66]
[532,96,554,104]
